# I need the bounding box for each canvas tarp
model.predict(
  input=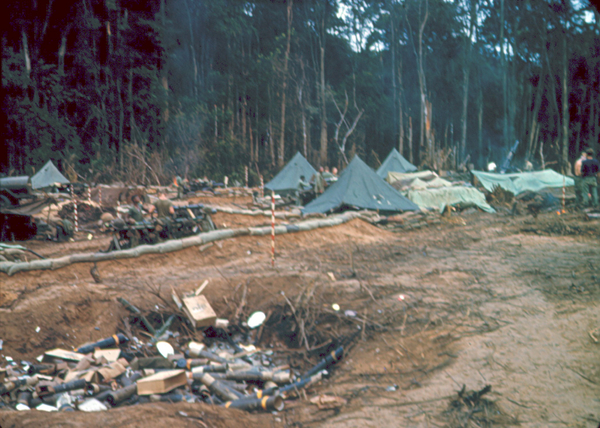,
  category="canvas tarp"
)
[31,161,70,189]
[302,155,419,214]
[407,186,495,213]
[471,169,574,195]
[264,152,317,196]
[376,148,417,179]
[387,170,452,190]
